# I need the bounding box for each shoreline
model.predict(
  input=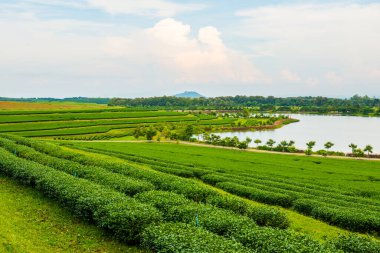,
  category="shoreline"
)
[63,139,380,162]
